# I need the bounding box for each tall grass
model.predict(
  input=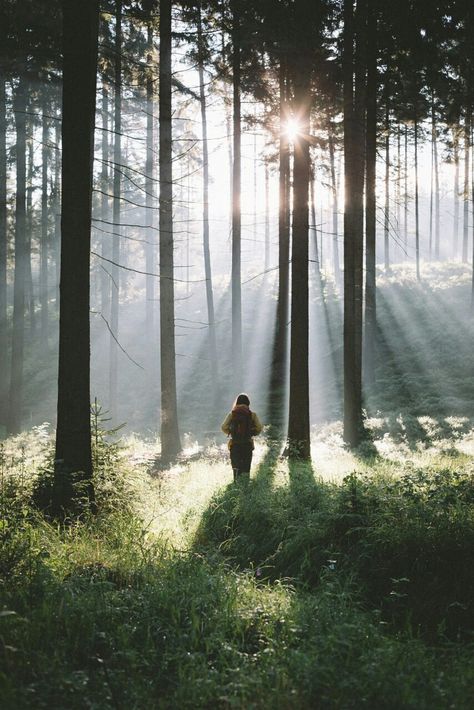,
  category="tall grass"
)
[1,429,474,708]
[196,451,474,640]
